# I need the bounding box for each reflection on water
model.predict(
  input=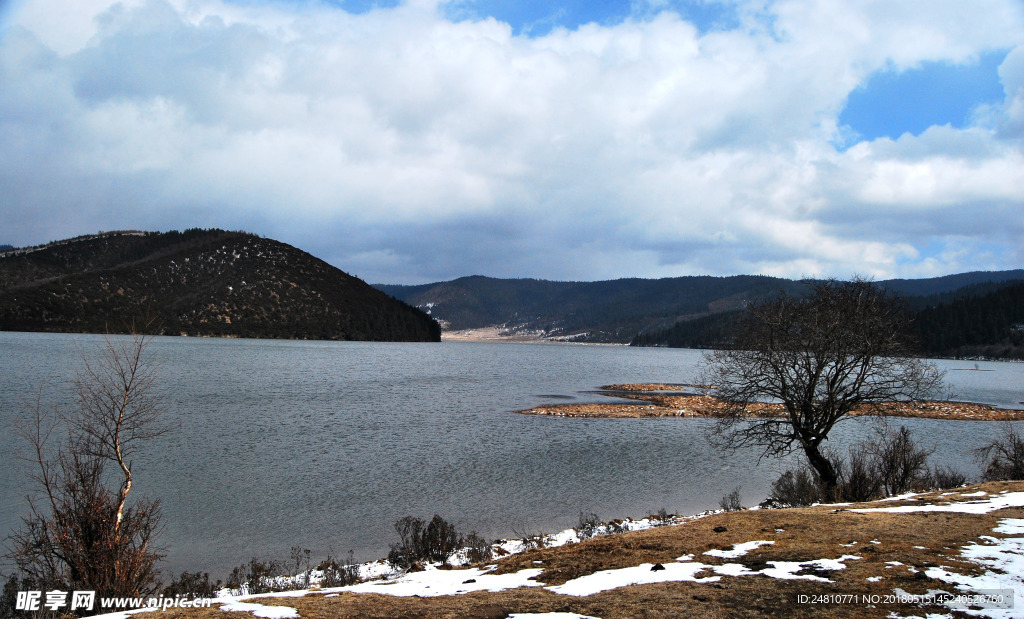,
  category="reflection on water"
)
[0,332,1021,575]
